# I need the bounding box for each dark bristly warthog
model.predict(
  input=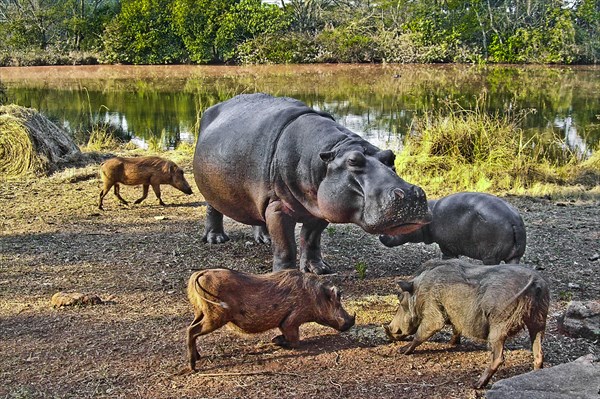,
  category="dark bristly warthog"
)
[380,192,526,265]
[384,259,549,389]
[193,93,431,275]
[98,156,192,210]
[186,268,355,371]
